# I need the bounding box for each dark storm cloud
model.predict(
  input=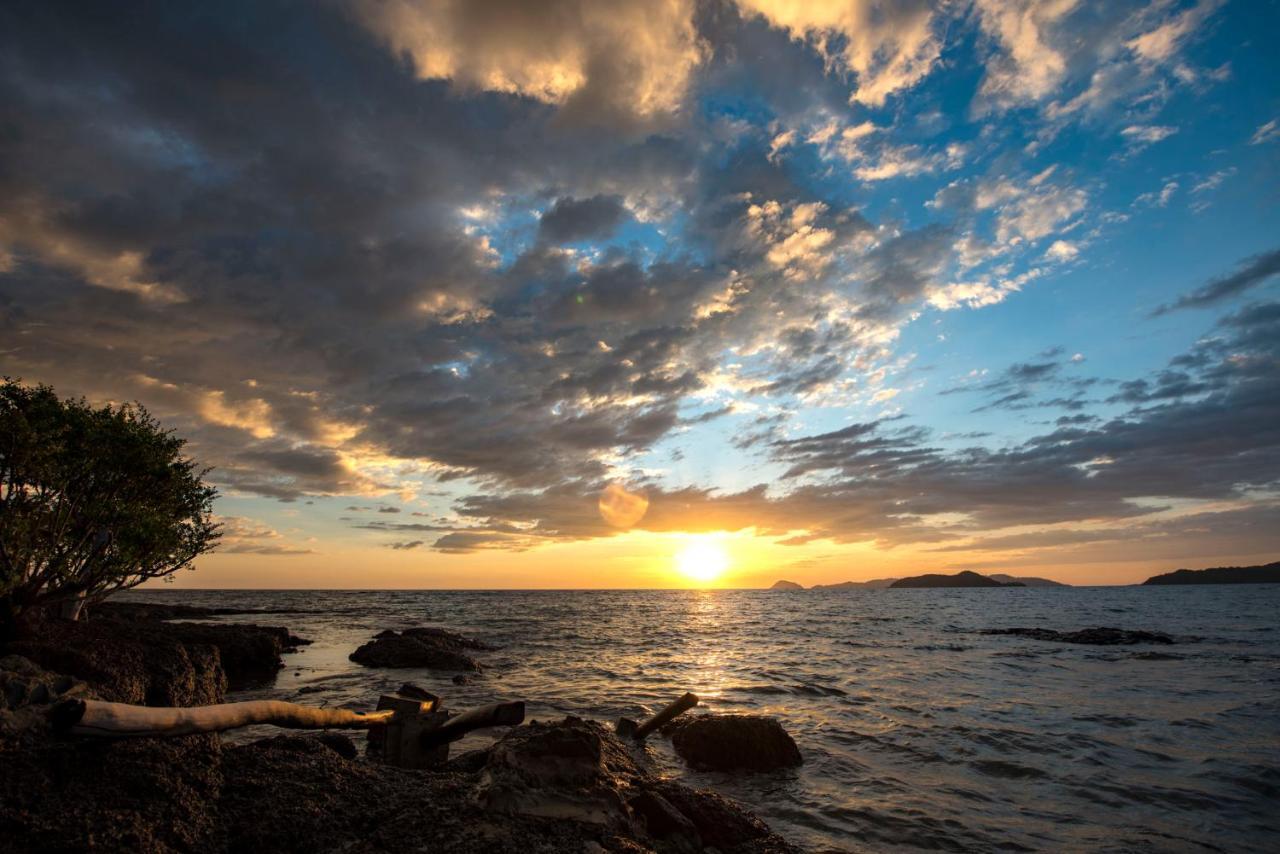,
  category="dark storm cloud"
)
[1151,249,1280,315]
[538,195,629,244]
